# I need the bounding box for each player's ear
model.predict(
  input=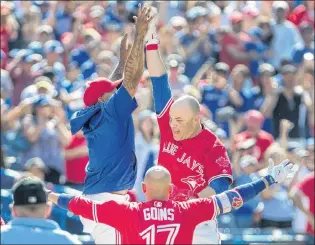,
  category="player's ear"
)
[142,182,146,193]
[45,203,52,218]
[168,184,173,195]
